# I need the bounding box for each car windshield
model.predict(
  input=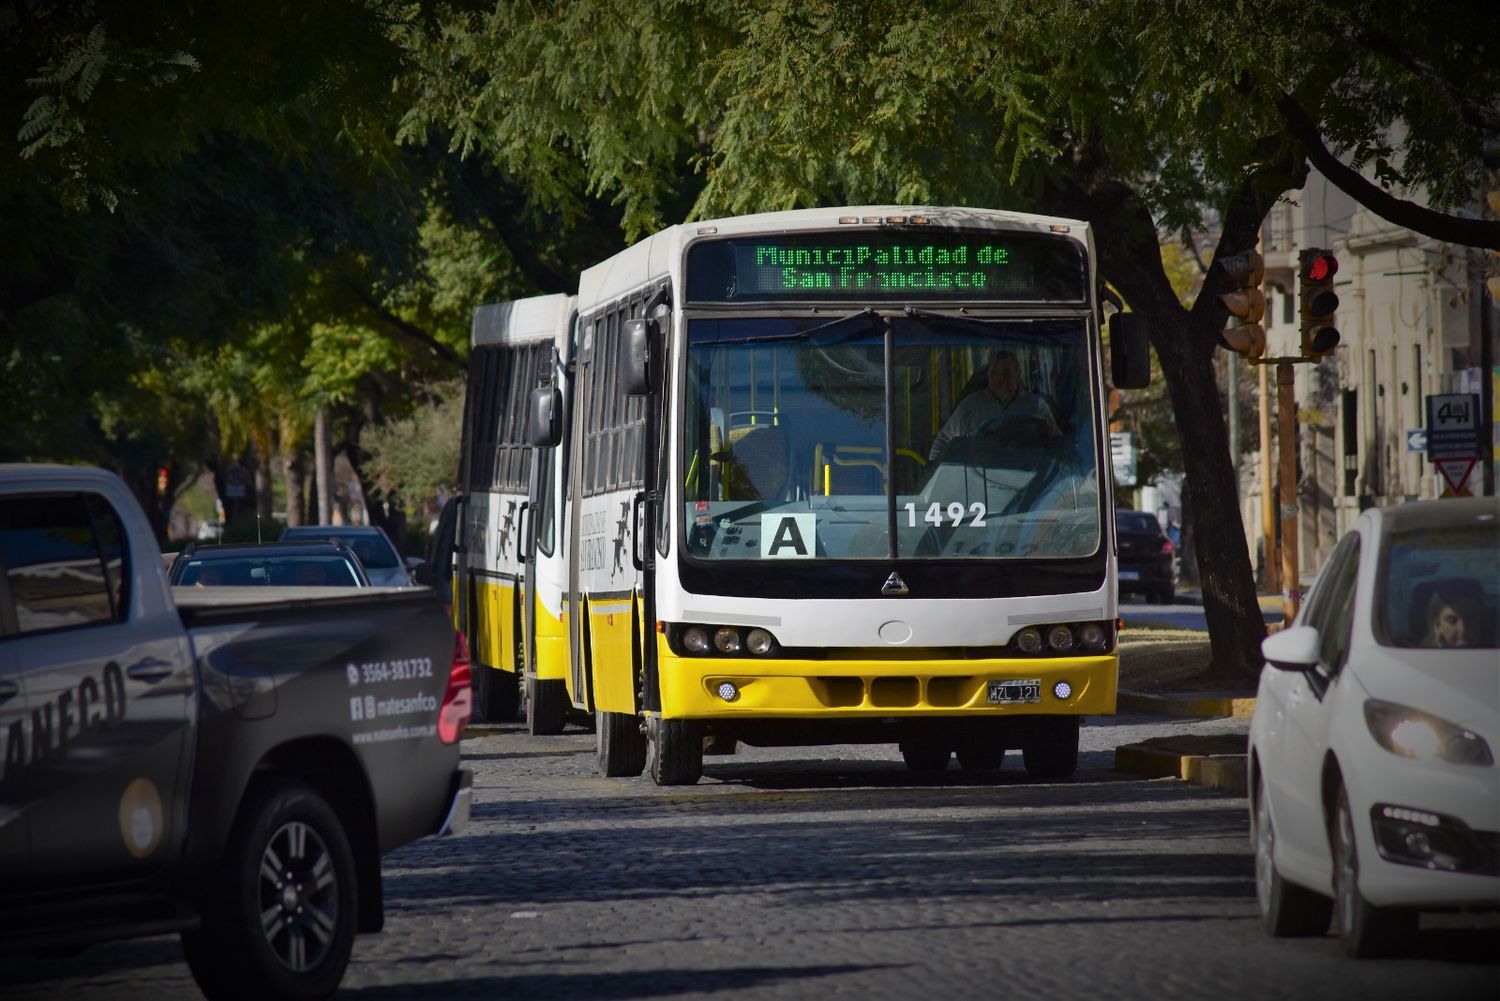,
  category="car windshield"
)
[179,555,363,587]
[283,529,399,568]
[681,314,1100,561]
[1376,521,1499,649]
